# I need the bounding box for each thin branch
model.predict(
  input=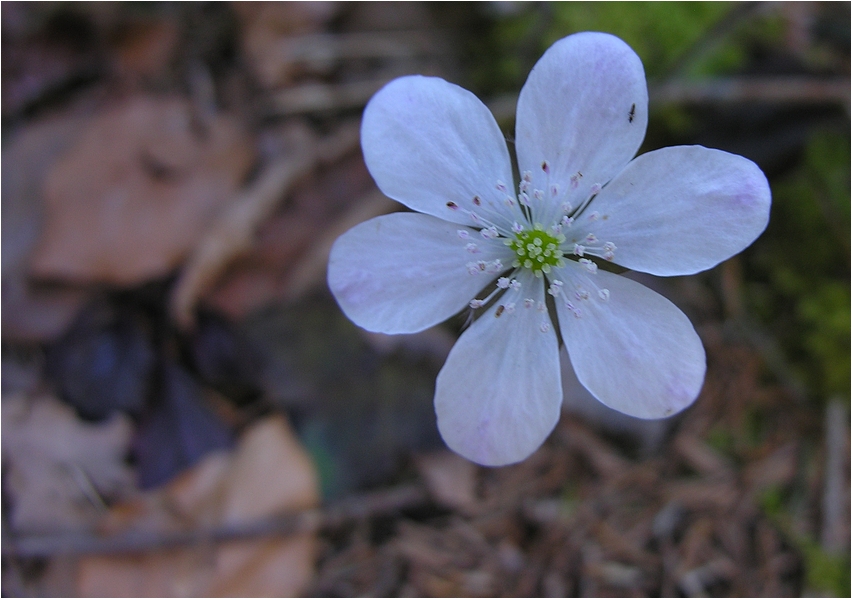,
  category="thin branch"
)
[650,77,850,106]
[4,484,428,558]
